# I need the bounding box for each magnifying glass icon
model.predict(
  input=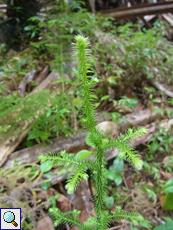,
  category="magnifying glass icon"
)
[3,211,18,227]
